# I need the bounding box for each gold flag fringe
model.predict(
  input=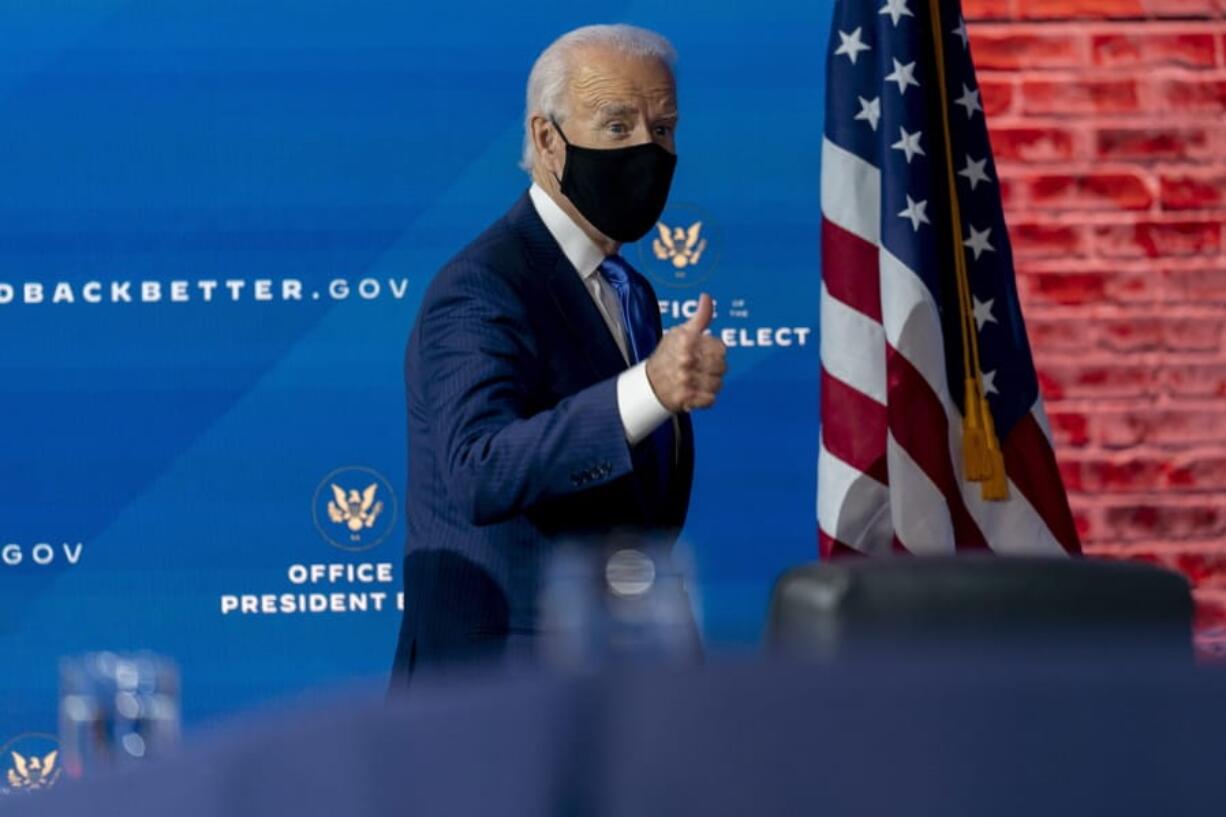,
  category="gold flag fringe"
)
[927,0,1008,501]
